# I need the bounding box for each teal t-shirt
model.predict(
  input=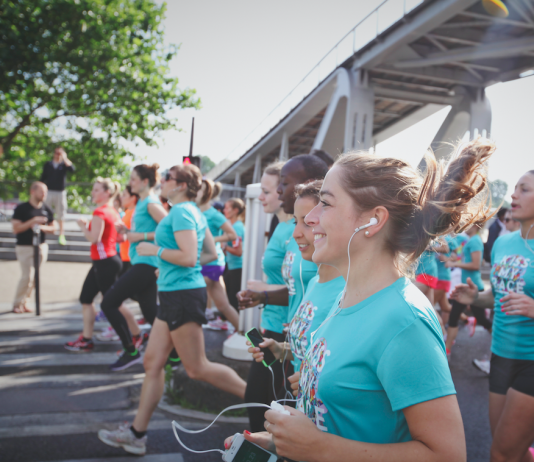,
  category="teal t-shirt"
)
[297,277,455,441]
[155,201,207,292]
[490,231,534,360]
[203,207,227,267]
[415,249,438,278]
[129,194,161,267]
[261,219,295,334]
[436,235,455,282]
[282,238,318,324]
[462,233,484,291]
[226,220,245,270]
[289,274,345,371]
